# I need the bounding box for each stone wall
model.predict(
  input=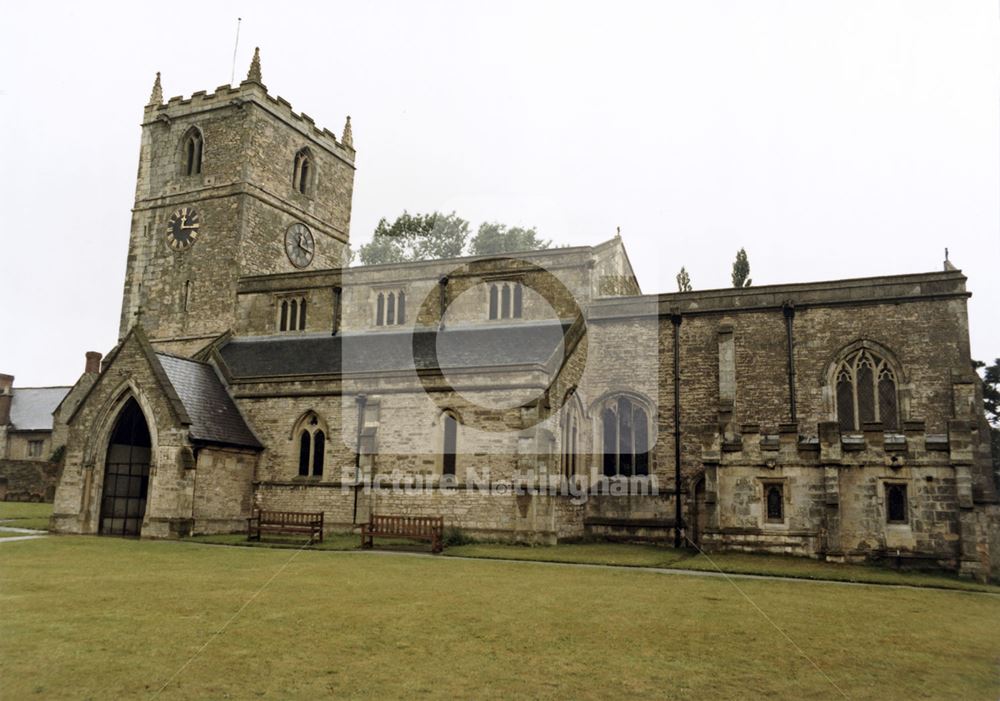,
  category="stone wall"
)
[0,459,60,502]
